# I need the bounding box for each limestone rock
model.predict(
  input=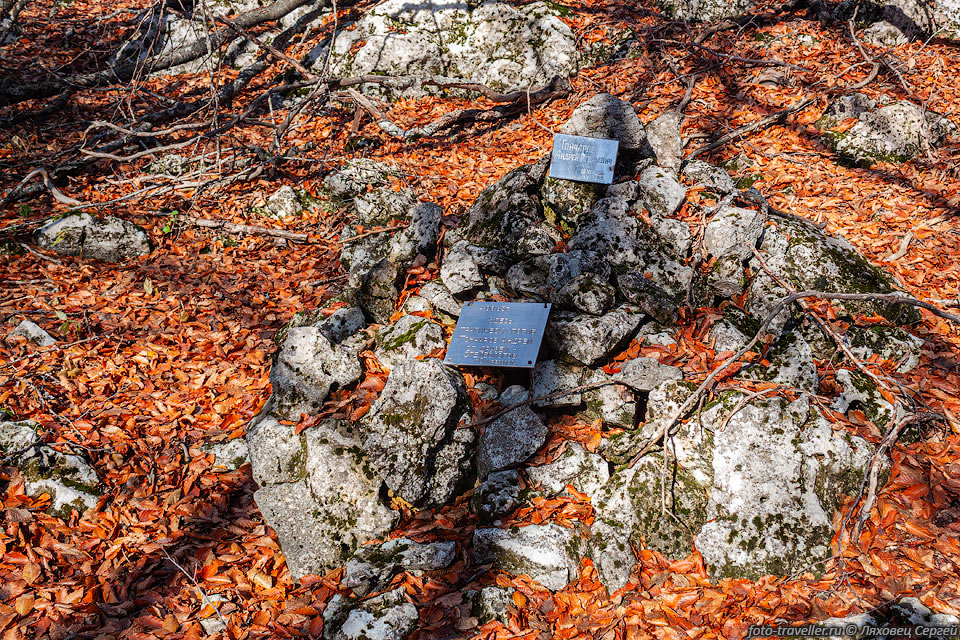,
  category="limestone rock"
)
[7,320,55,347]
[252,418,397,581]
[0,420,101,518]
[270,326,365,419]
[504,251,609,300]
[473,470,521,522]
[473,523,587,591]
[342,538,456,597]
[636,166,686,220]
[709,305,759,353]
[816,93,877,130]
[645,112,683,174]
[682,160,736,193]
[616,357,683,391]
[324,588,418,640]
[448,161,555,255]
[616,272,679,326]
[541,177,606,229]
[441,241,485,294]
[203,437,249,471]
[659,0,755,21]
[555,273,617,315]
[374,314,445,370]
[707,254,748,298]
[560,93,648,151]
[532,360,584,407]
[703,206,764,260]
[360,358,471,506]
[569,196,643,266]
[742,331,819,393]
[582,369,636,429]
[477,405,547,478]
[498,385,530,406]
[323,0,581,97]
[861,20,909,46]
[833,369,899,426]
[357,259,405,324]
[418,281,462,316]
[745,216,918,331]
[323,159,398,198]
[470,586,514,625]
[545,306,643,366]
[260,186,305,218]
[526,443,609,497]
[36,213,151,262]
[592,386,876,587]
[831,100,956,165]
[848,325,922,373]
[318,307,367,345]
